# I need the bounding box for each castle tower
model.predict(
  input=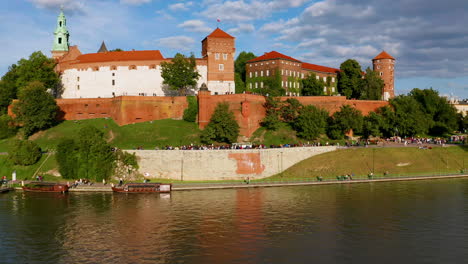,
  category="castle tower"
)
[52,9,70,60]
[372,51,395,101]
[201,28,236,94]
